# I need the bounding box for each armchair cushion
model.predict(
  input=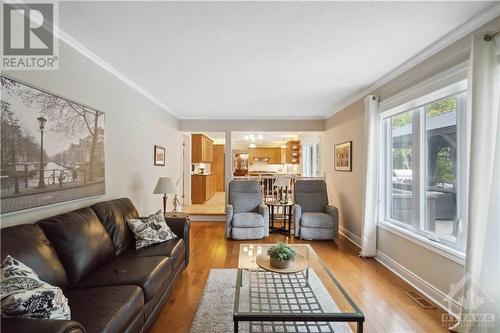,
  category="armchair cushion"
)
[225,204,234,238]
[229,181,261,213]
[300,212,334,228]
[293,204,302,237]
[258,204,269,235]
[325,205,339,222]
[232,213,264,228]
[294,180,328,212]
[231,193,261,213]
